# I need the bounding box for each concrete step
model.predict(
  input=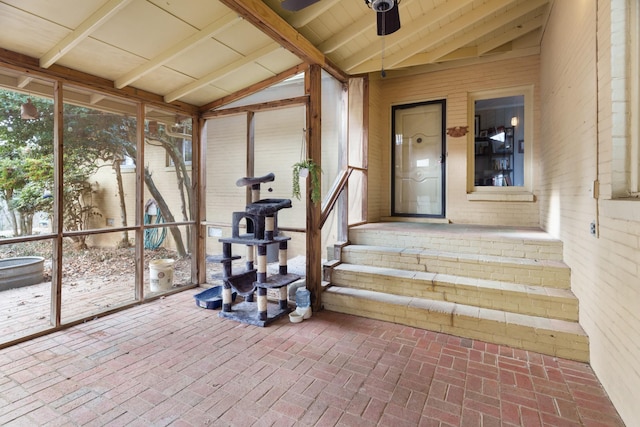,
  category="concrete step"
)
[331,263,579,321]
[341,245,571,289]
[322,286,589,362]
[349,223,564,261]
